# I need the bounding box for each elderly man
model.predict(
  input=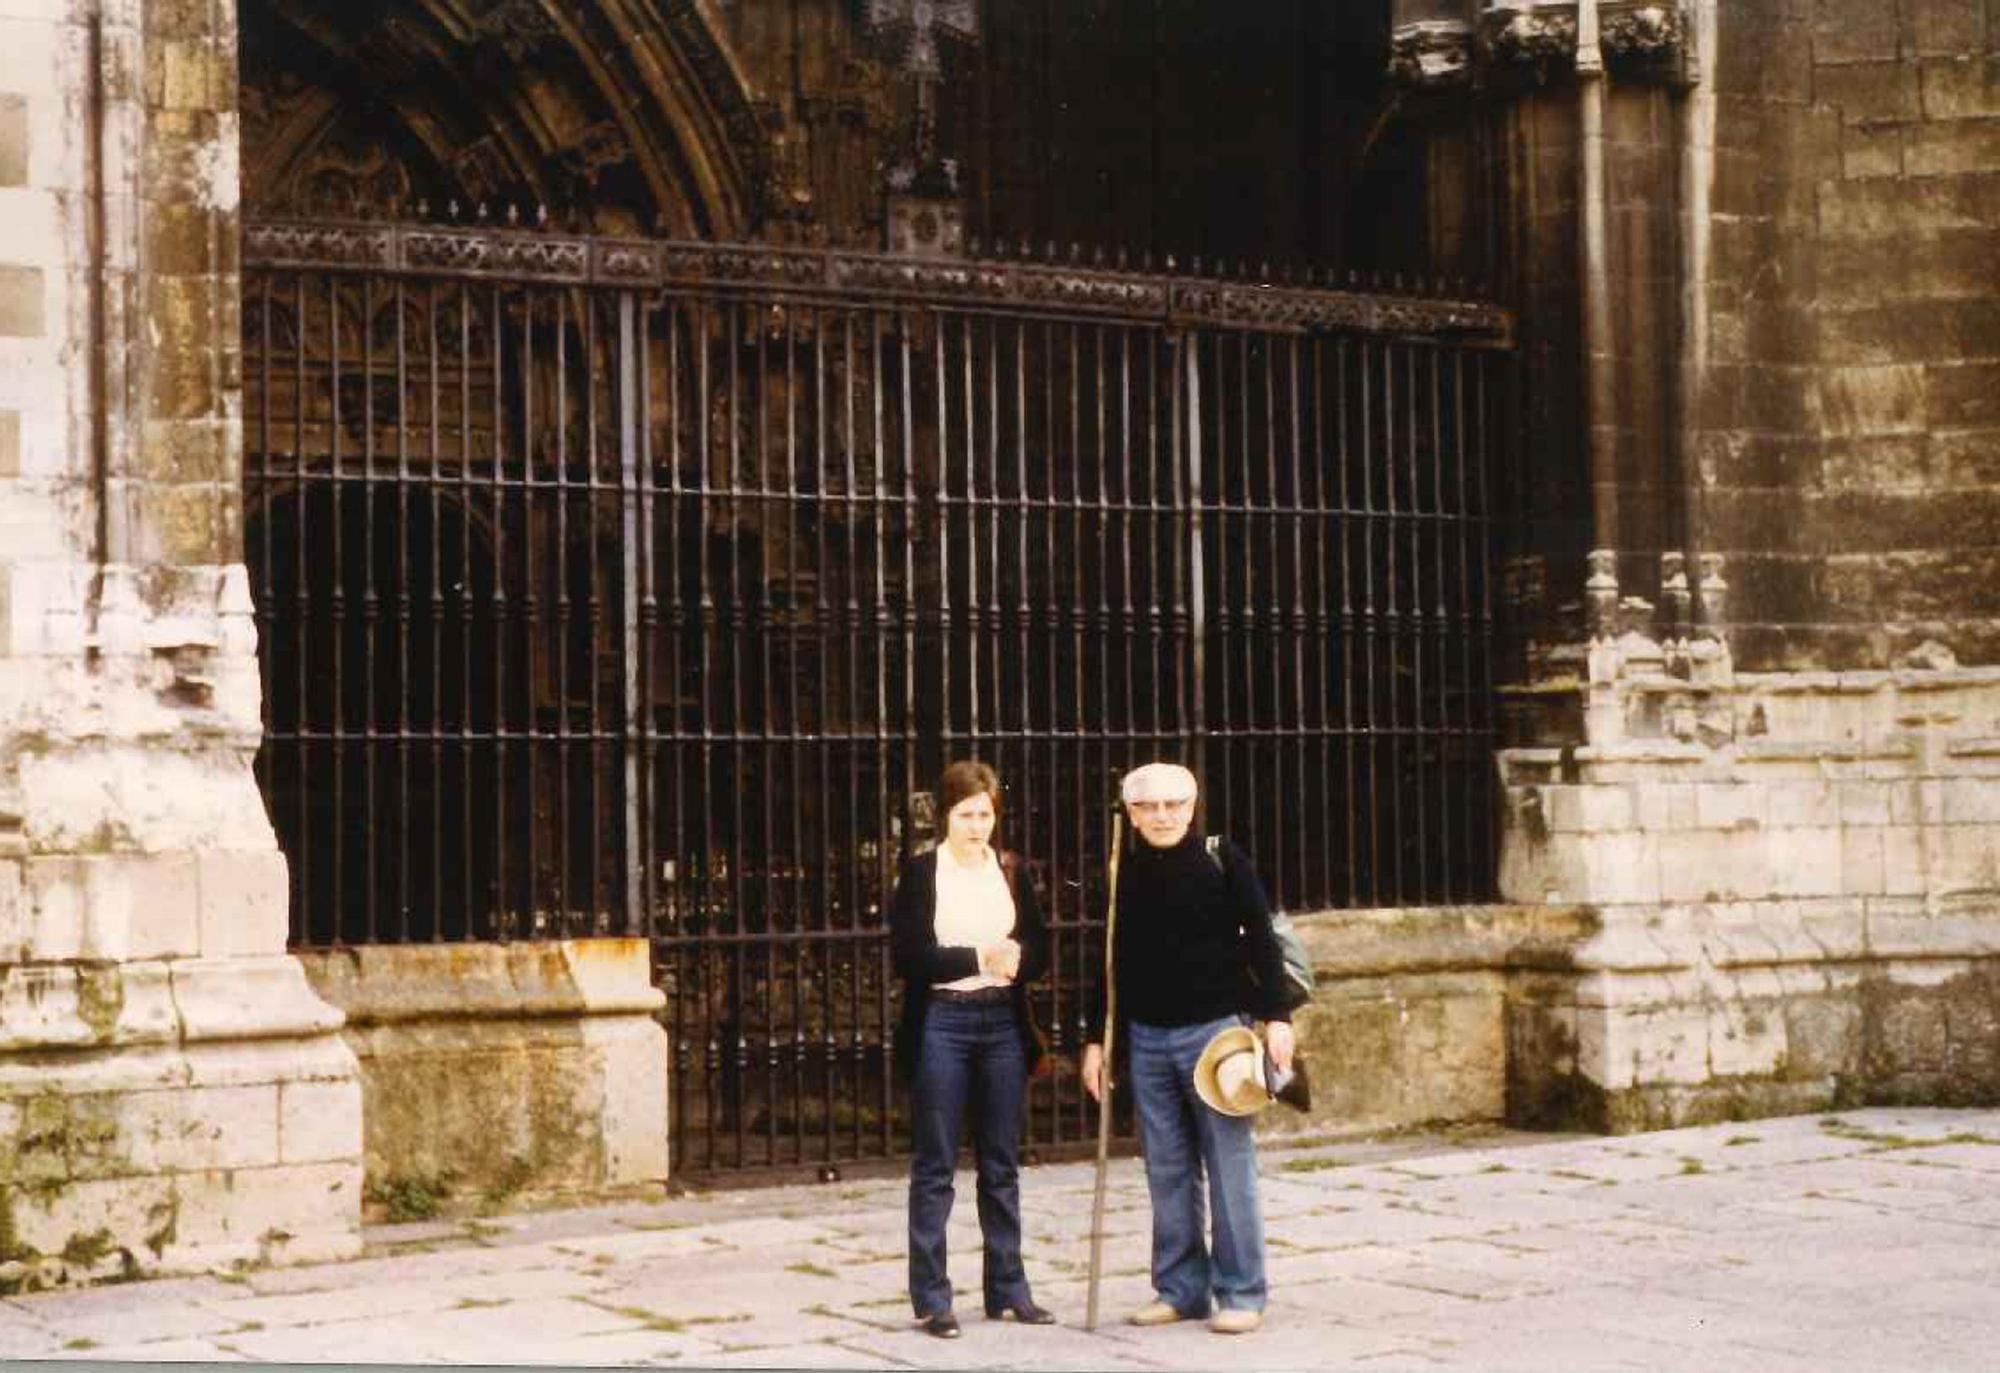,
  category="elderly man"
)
[1081,762,1297,1335]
